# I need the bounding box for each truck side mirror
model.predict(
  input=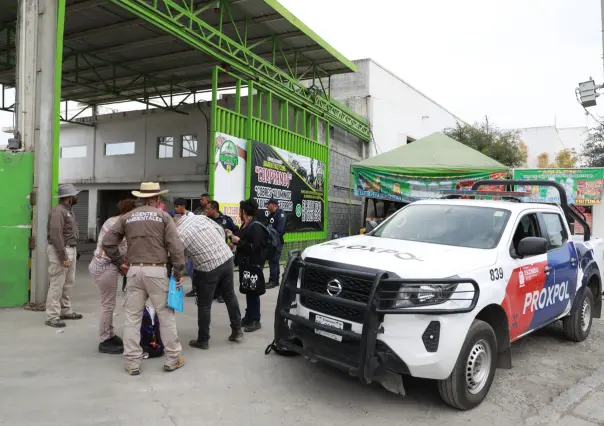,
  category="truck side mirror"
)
[517,237,548,257]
